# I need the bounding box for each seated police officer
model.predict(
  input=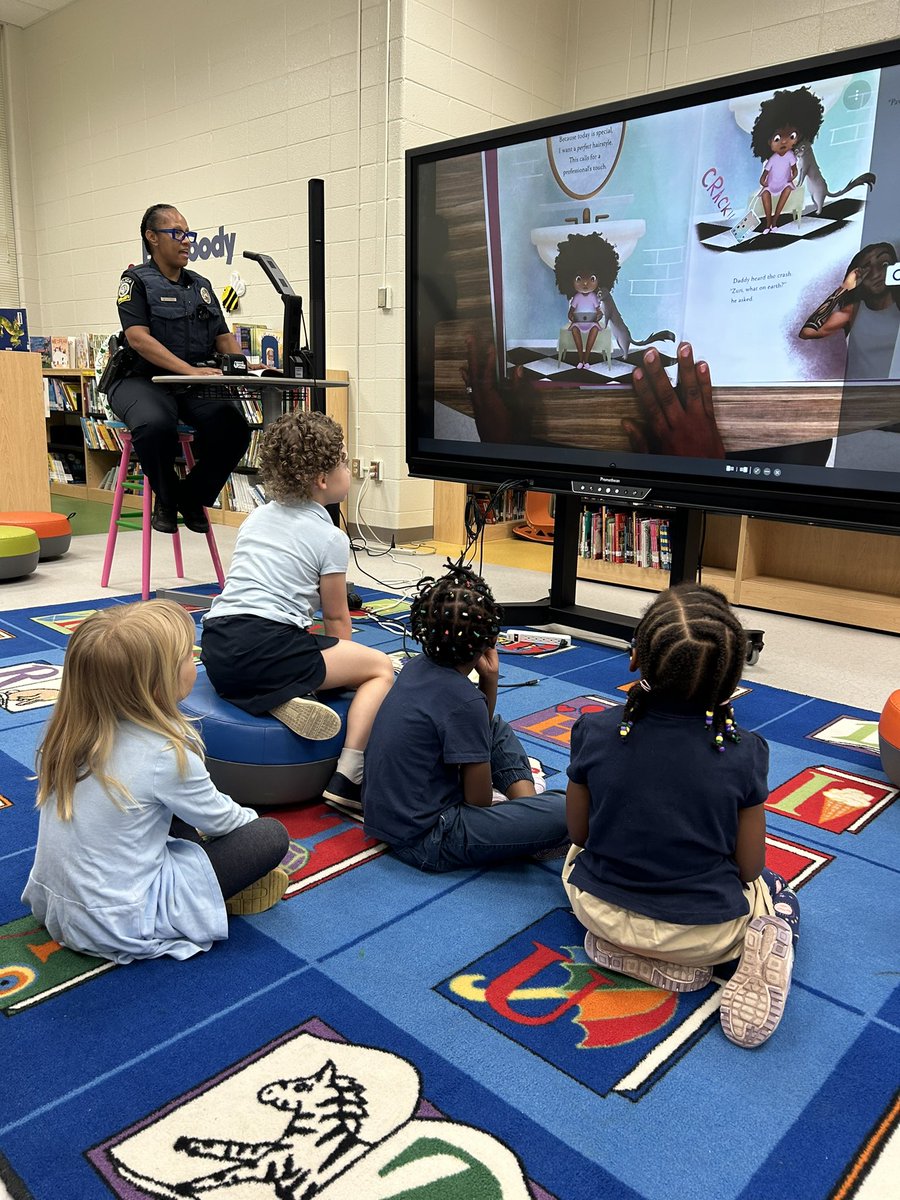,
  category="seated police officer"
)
[109,204,250,534]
